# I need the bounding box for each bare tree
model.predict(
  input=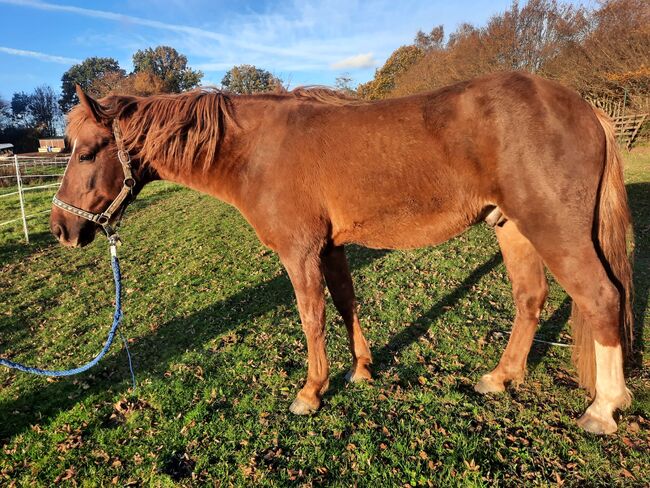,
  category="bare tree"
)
[0,95,10,129]
[414,25,445,51]
[29,86,61,137]
[548,0,650,97]
[335,73,355,95]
